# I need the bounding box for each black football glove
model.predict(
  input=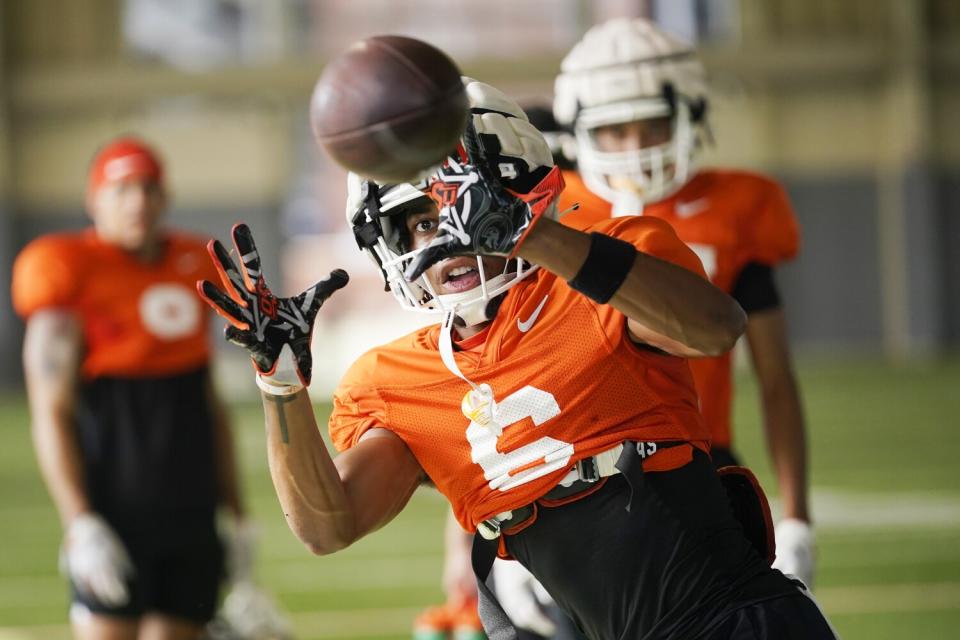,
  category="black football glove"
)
[197,223,349,387]
[404,123,564,282]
